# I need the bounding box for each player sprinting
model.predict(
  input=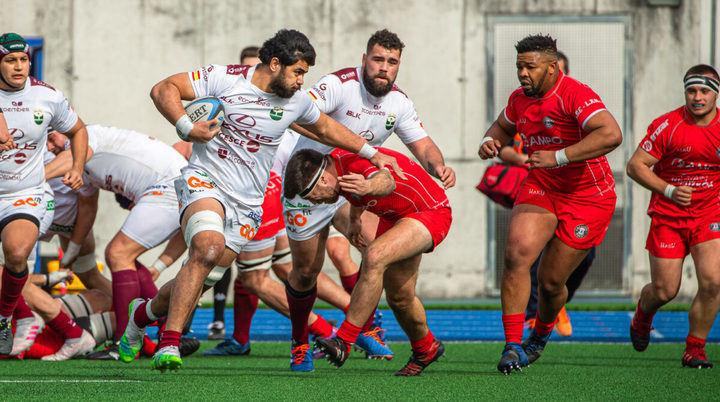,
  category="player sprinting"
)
[478,34,622,374]
[44,124,187,360]
[281,28,455,371]
[287,147,452,376]
[0,33,88,355]
[626,64,720,369]
[126,29,400,372]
